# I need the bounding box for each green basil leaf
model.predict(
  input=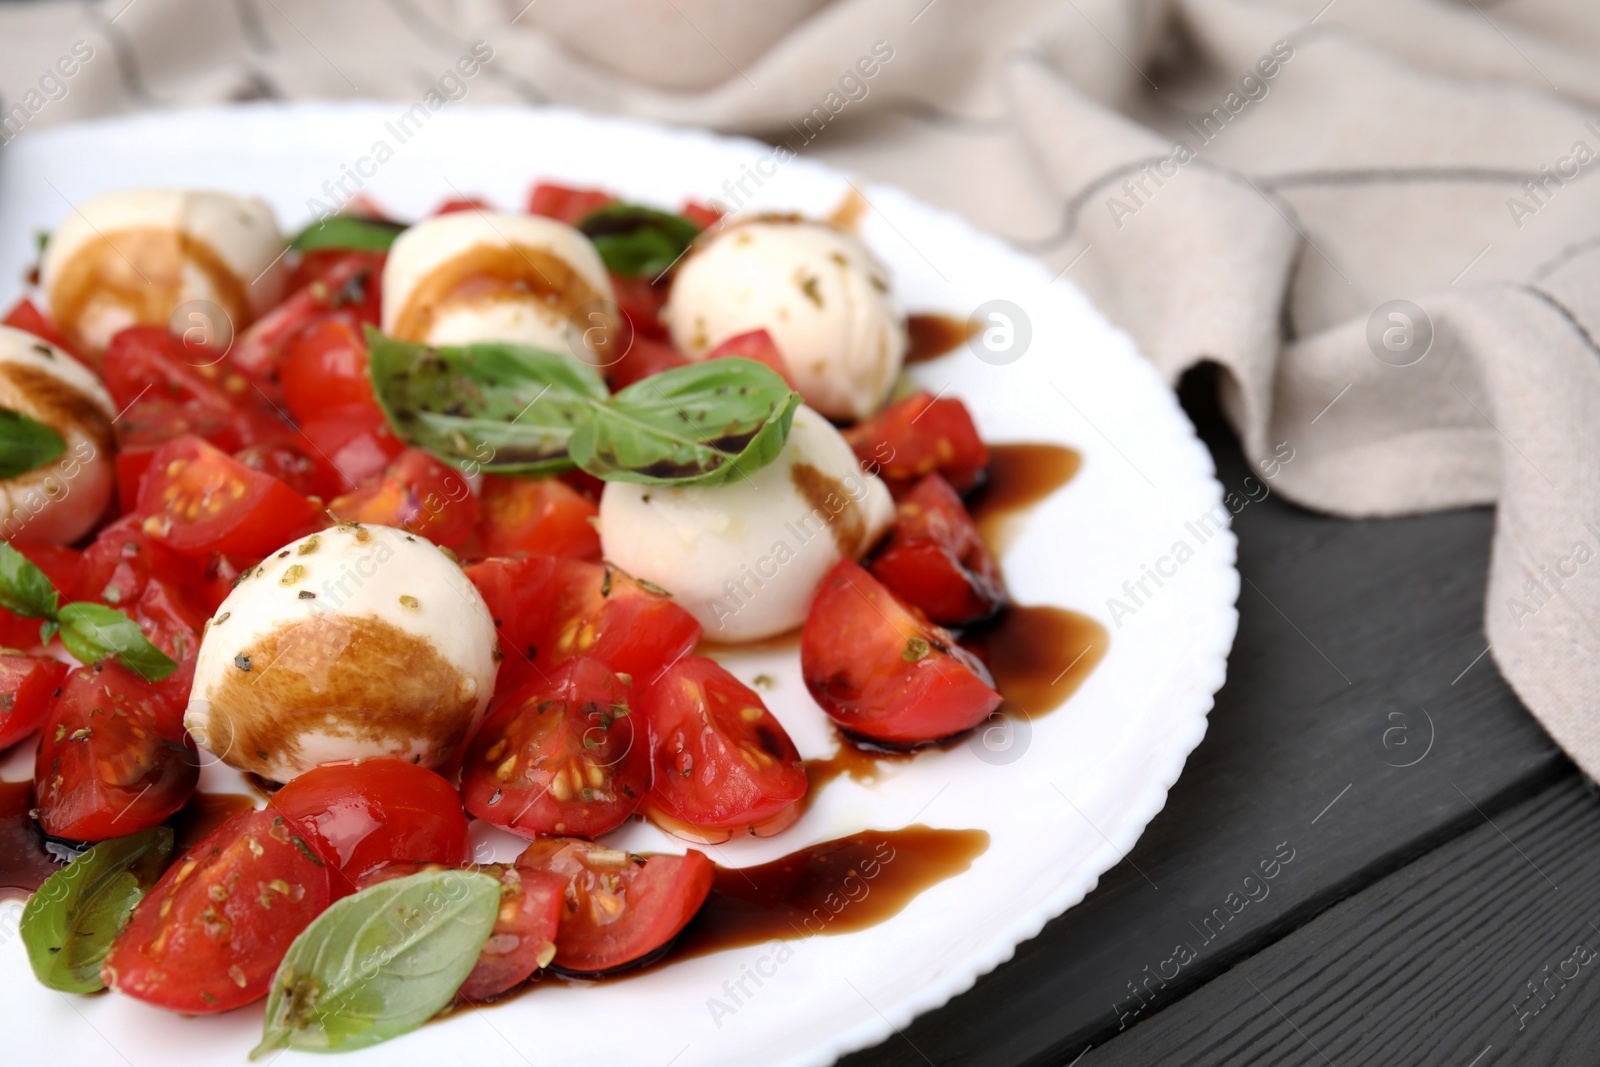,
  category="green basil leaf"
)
[0,406,67,479]
[570,357,801,487]
[21,826,174,993]
[578,203,702,277]
[57,601,178,682]
[367,328,607,475]
[252,869,500,1058]
[0,540,60,619]
[290,215,407,253]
